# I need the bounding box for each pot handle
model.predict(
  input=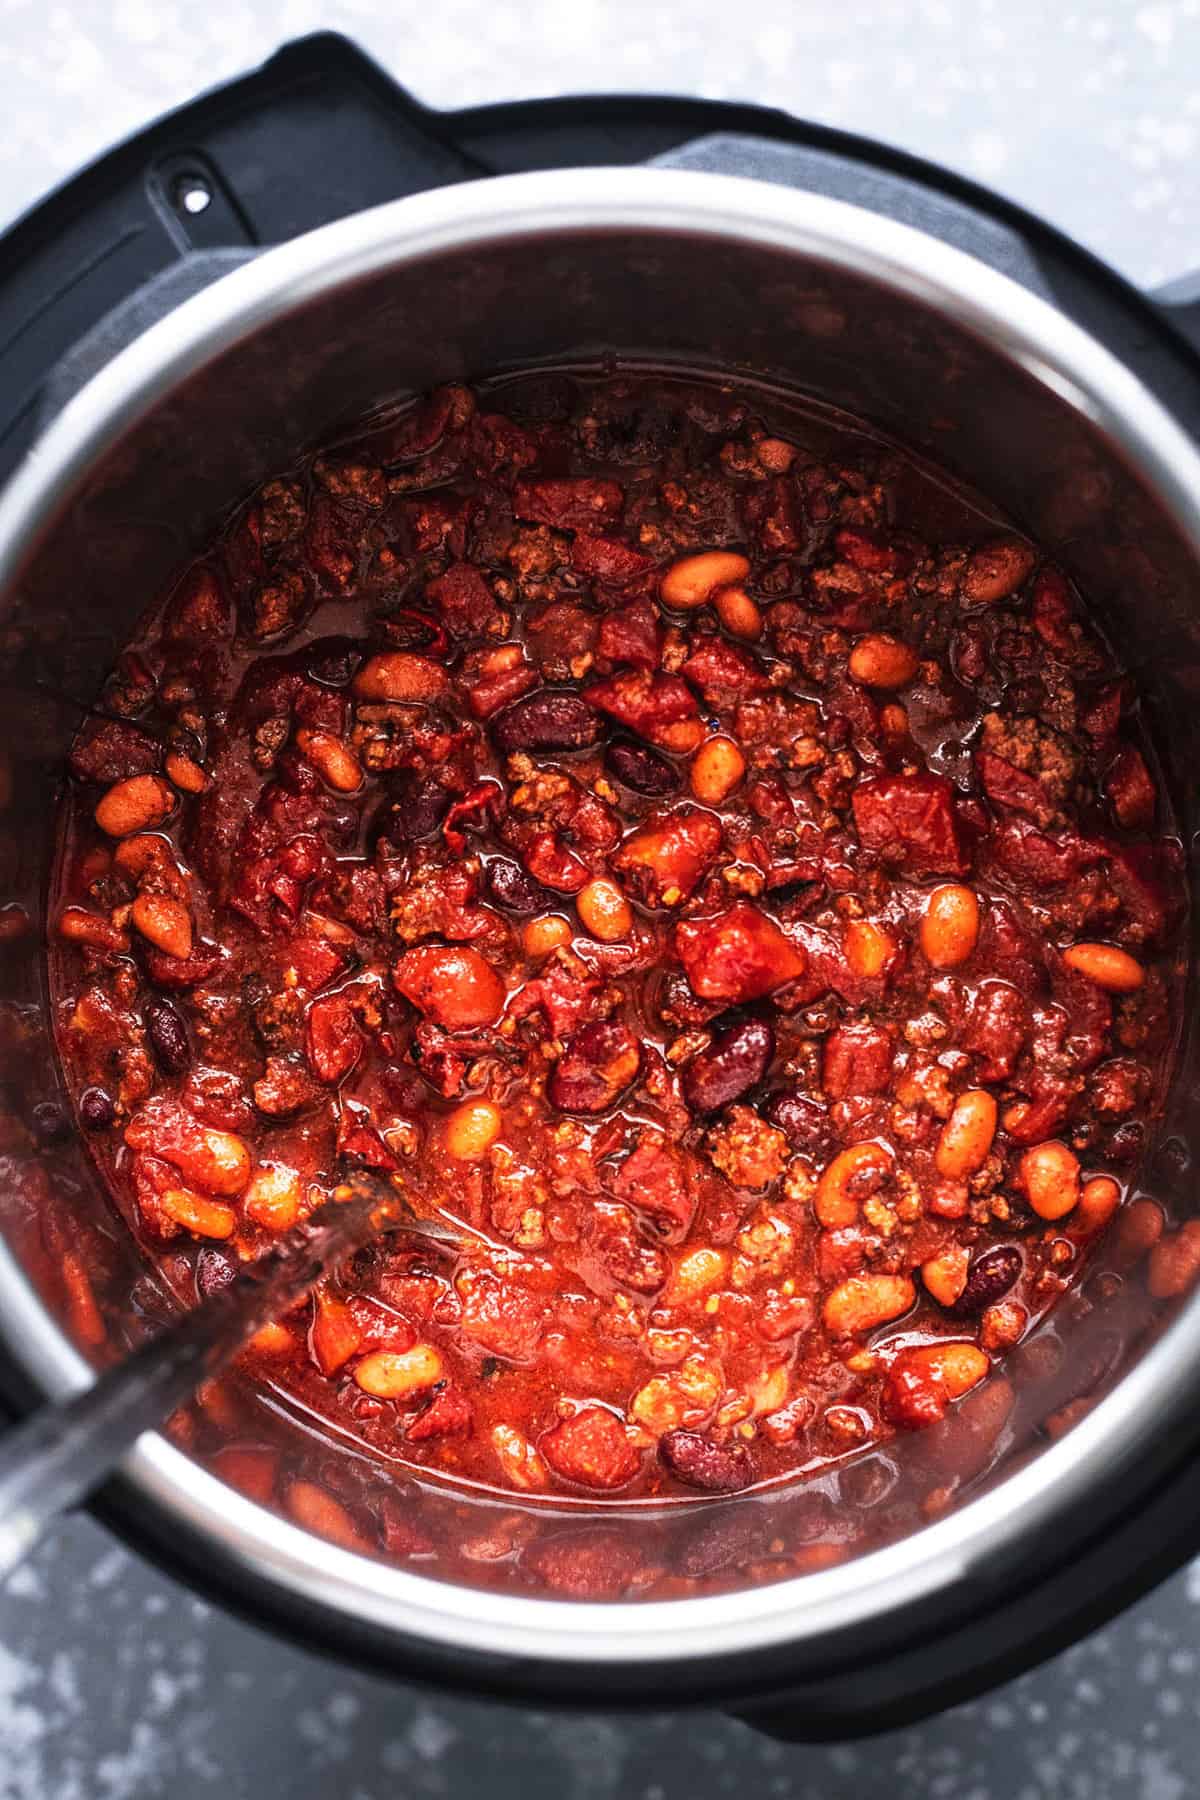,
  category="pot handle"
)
[1151,275,1200,358]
